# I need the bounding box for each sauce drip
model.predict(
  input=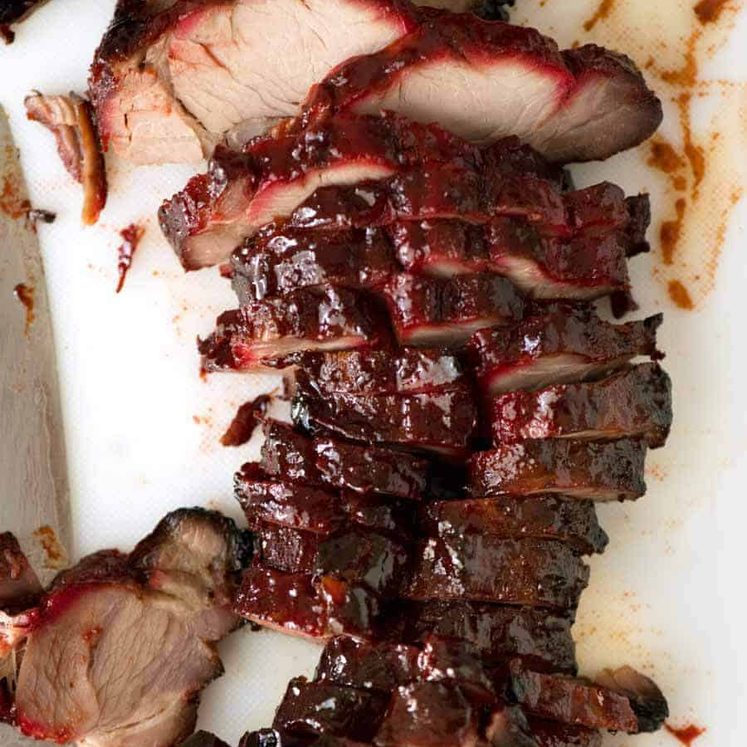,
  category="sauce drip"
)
[694,0,730,25]
[665,723,706,746]
[220,394,273,447]
[32,525,68,569]
[115,223,145,293]
[583,0,616,31]
[13,282,35,334]
[0,173,31,220]
[668,280,694,310]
